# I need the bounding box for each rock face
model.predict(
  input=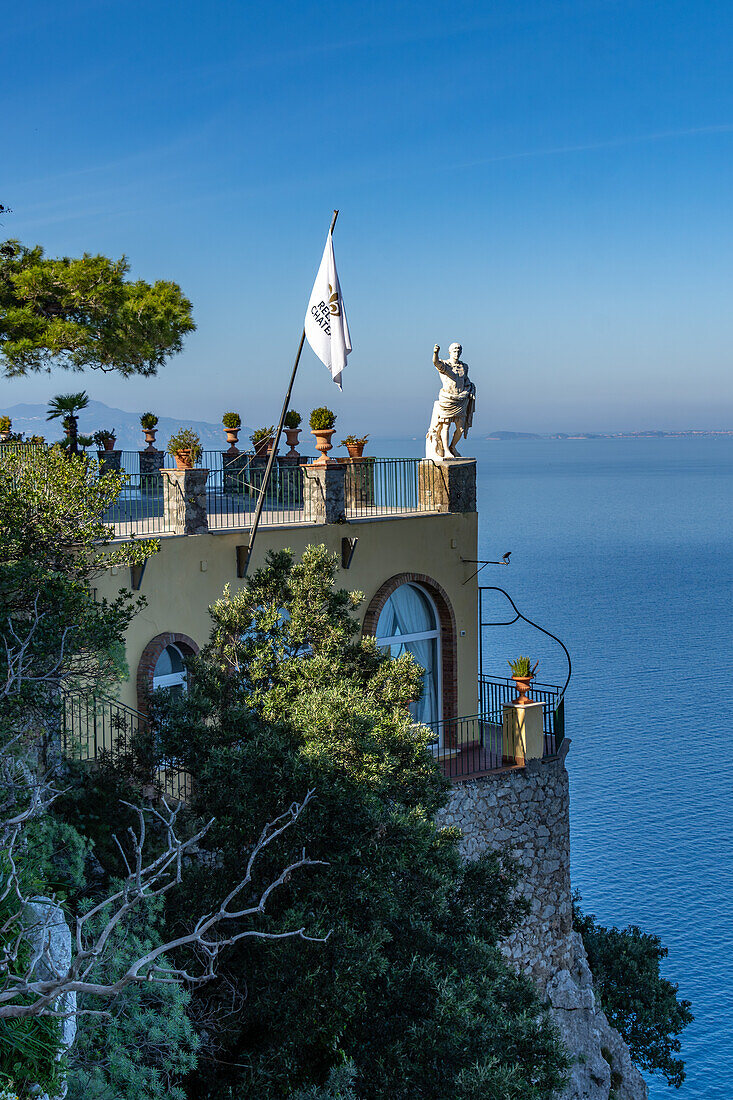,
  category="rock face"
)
[23,896,77,1100]
[437,744,647,1100]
